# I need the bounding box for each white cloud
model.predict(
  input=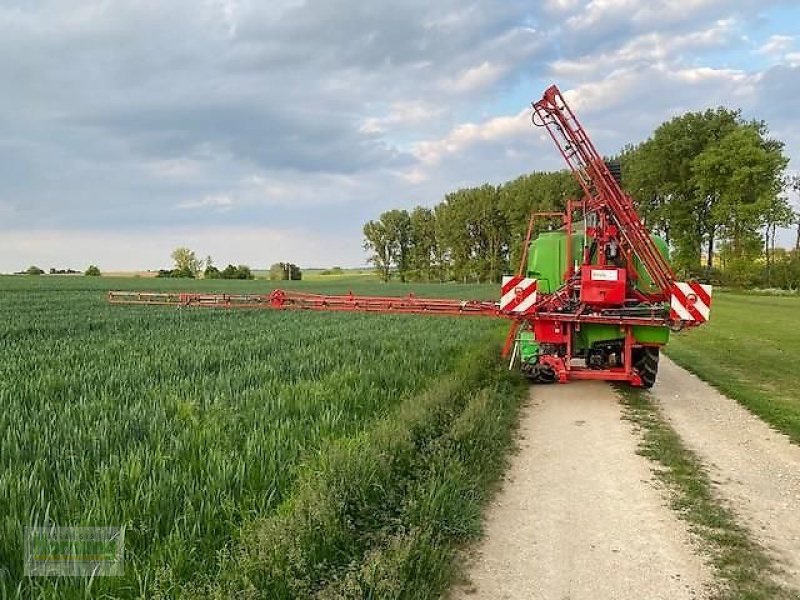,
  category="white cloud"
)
[756,34,799,67]
[208,0,241,36]
[567,0,721,30]
[672,66,750,84]
[412,109,531,165]
[758,34,794,56]
[360,101,443,134]
[545,0,581,10]
[566,0,638,29]
[148,158,203,180]
[177,194,233,210]
[444,61,507,94]
[552,18,736,77]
